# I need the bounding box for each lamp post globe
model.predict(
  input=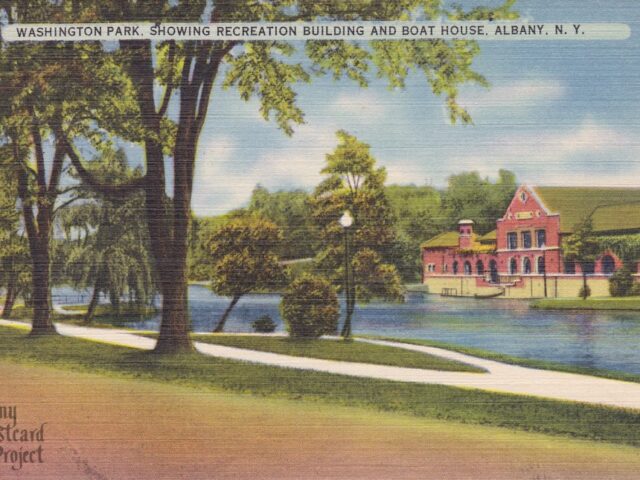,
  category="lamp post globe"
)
[339,210,354,229]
